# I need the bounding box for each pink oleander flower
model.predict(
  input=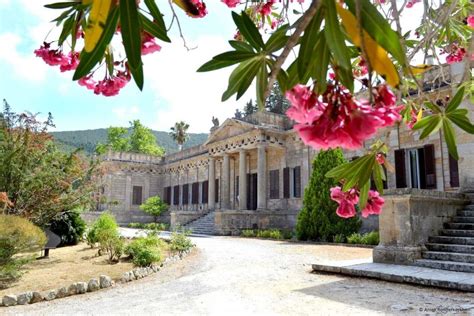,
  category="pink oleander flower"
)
[353,58,368,77]
[222,0,239,7]
[190,0,207,18]
[407,109,418,129]
[376,153,385,165]
[468,15,474,29]
[78,76,97,90]
[34,42,68,67]
[286,83,401,150]
[406,0,420,8]
[59,51,79,72]
[446,45,466,64]
[330,186,359,218]
[79,71,130,97]
[259,1,275,16]
[361,190,384,218]
[141,32,161,55]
